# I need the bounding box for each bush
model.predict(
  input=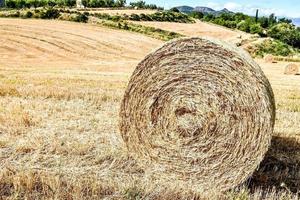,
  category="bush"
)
[25,10,33,17]
[40,8,60,19]
[203,14,215,21]
[94,11,194,23]
[4,0,76,8]
[268,23,300,48]
[169,7,180,13]
[189,11,204,19]
[114,0,125,7]
[251,39,294,57]
[71,13,88,22]
[237,20,251,32]
[250,23,263,35]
